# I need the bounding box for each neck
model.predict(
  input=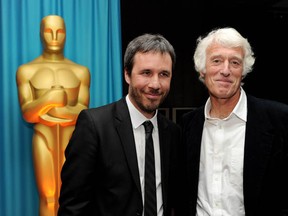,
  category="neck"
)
[209,108,231,119]
[42,52,65,61]
[209,92,240,119]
